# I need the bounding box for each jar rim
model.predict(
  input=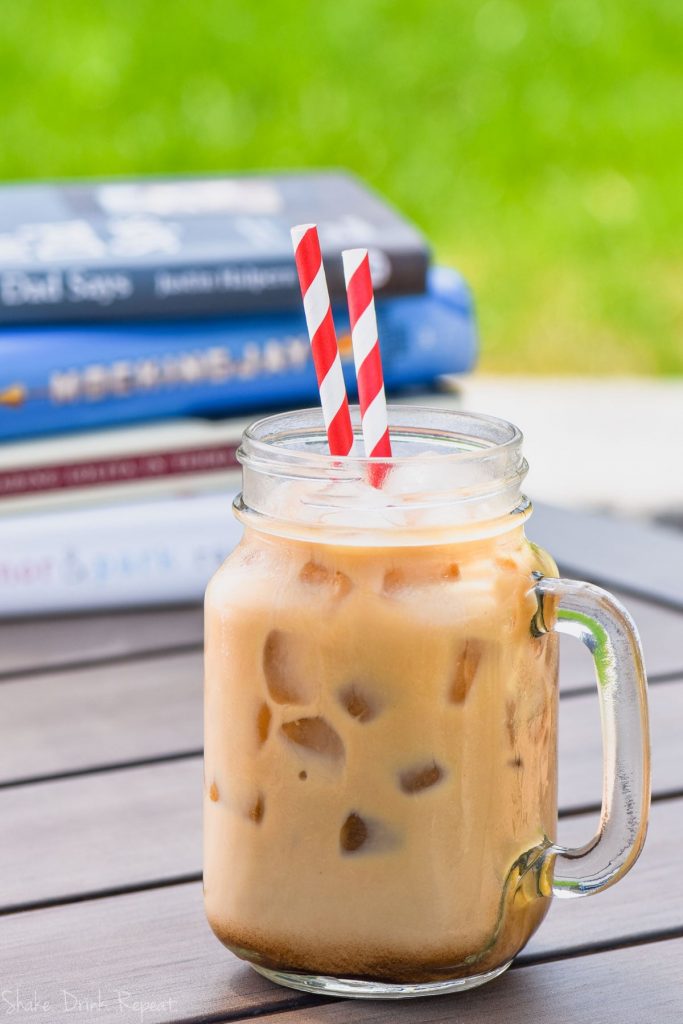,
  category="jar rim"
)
[236,406,529,543]
[239,405,523,472]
